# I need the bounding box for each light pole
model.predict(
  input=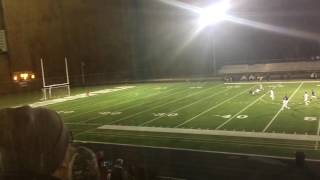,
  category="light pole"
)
[197,0,230,76]
[210,27,216,75]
